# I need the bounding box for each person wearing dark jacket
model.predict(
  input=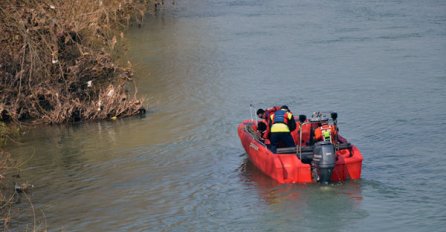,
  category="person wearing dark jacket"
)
[268,105,296,153]
[256,109,268,139]
[256,106,281,140]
